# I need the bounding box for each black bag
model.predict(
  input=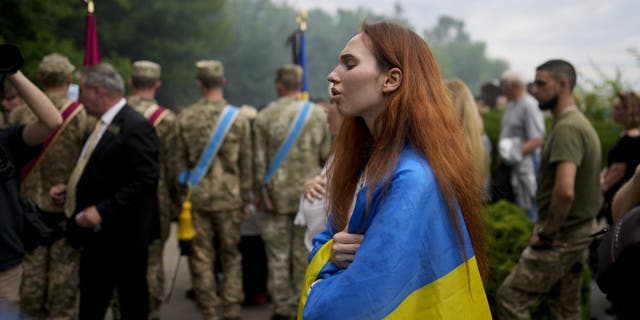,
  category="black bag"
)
[490,162,515,204]
[596,206,640,294]
[21,198,65,251]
